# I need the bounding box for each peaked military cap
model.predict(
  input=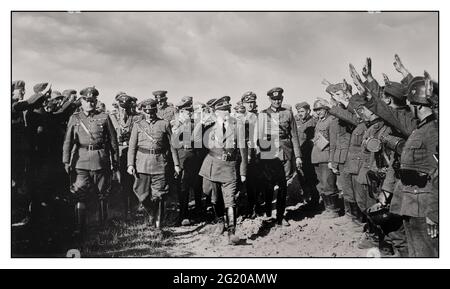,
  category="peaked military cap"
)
[80,86,99,99]
[206,98,217,108]
[267,87,284,99]
[176,96,194,111]
[211,96,231,111]
[295,101,310,110]
[115,91,128,101]
[241,91,257,103]
[141,99,158,111]
[152,90,168,99]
